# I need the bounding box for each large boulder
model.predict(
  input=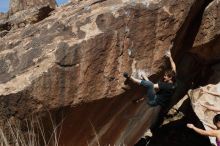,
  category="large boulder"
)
[0,0,216,145]
[0,0,195,116]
